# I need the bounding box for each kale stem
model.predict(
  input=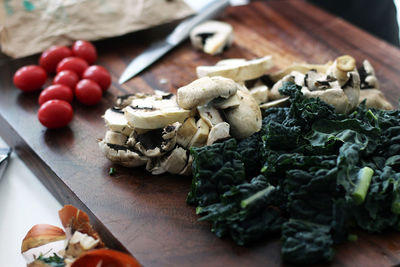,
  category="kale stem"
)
[241,185,274,208]
[352,167,374,205]
[391,193,400,214]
